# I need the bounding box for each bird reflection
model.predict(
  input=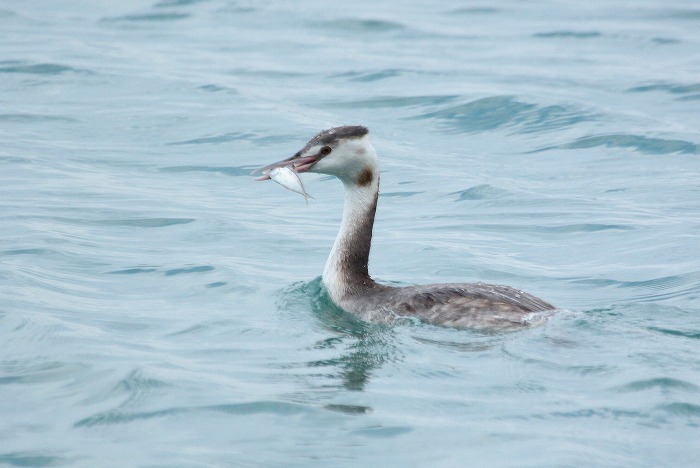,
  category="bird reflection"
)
[307,302,397,392]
